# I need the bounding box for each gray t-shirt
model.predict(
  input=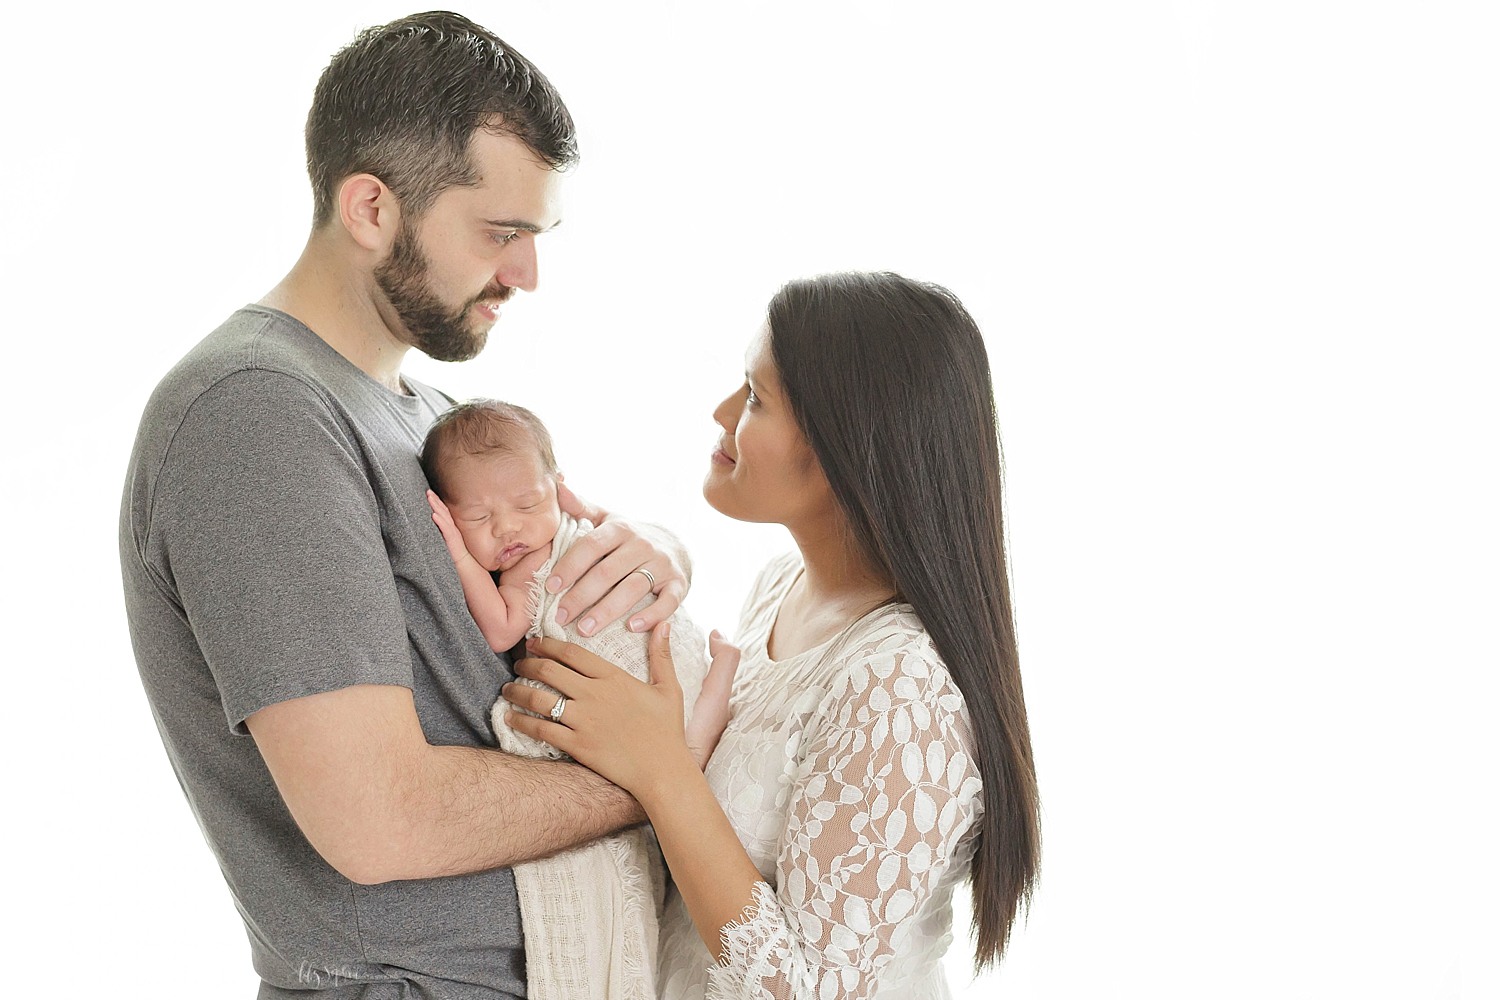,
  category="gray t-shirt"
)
[119,305,526,999]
